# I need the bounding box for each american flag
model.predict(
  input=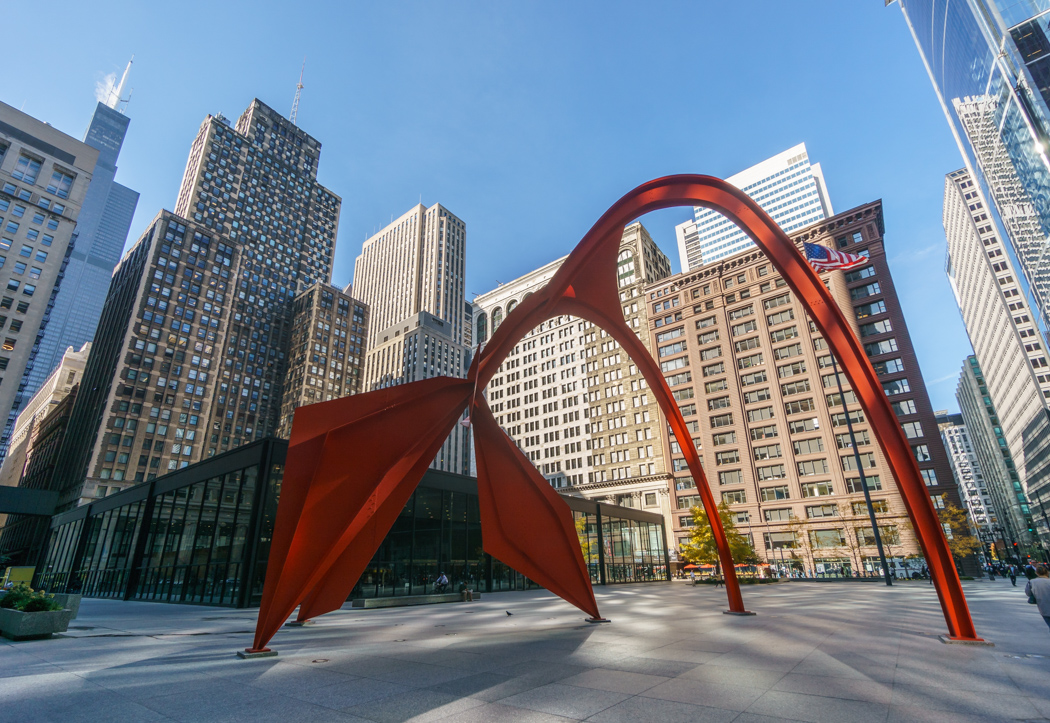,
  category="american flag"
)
[803,242,867,272]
